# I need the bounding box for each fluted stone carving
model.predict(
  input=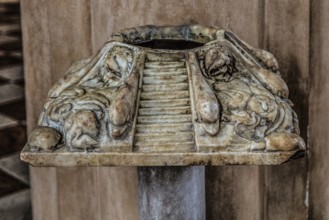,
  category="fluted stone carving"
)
[22,25,305,166]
